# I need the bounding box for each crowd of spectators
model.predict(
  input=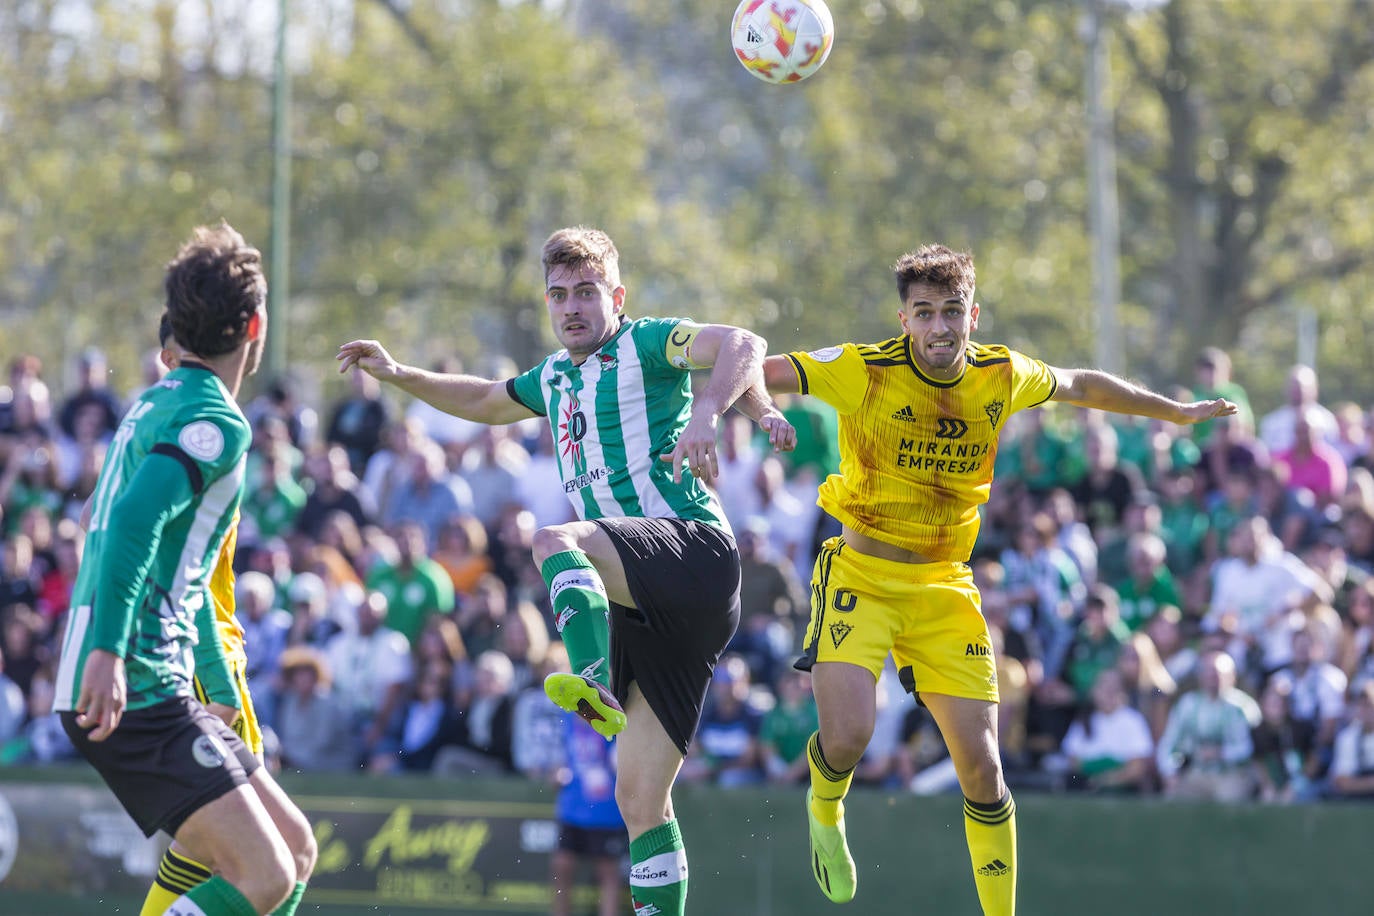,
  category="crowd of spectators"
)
[3,342,1374,806]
